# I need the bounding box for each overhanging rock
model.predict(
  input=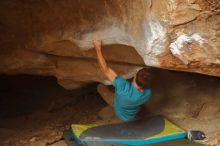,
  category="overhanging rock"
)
[0,0,219,89]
